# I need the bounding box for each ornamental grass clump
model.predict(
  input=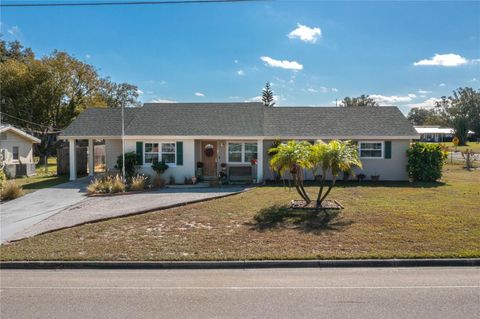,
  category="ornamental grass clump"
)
[87,174,126,194]
[130,174,149,191]
[0,181,24,201]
